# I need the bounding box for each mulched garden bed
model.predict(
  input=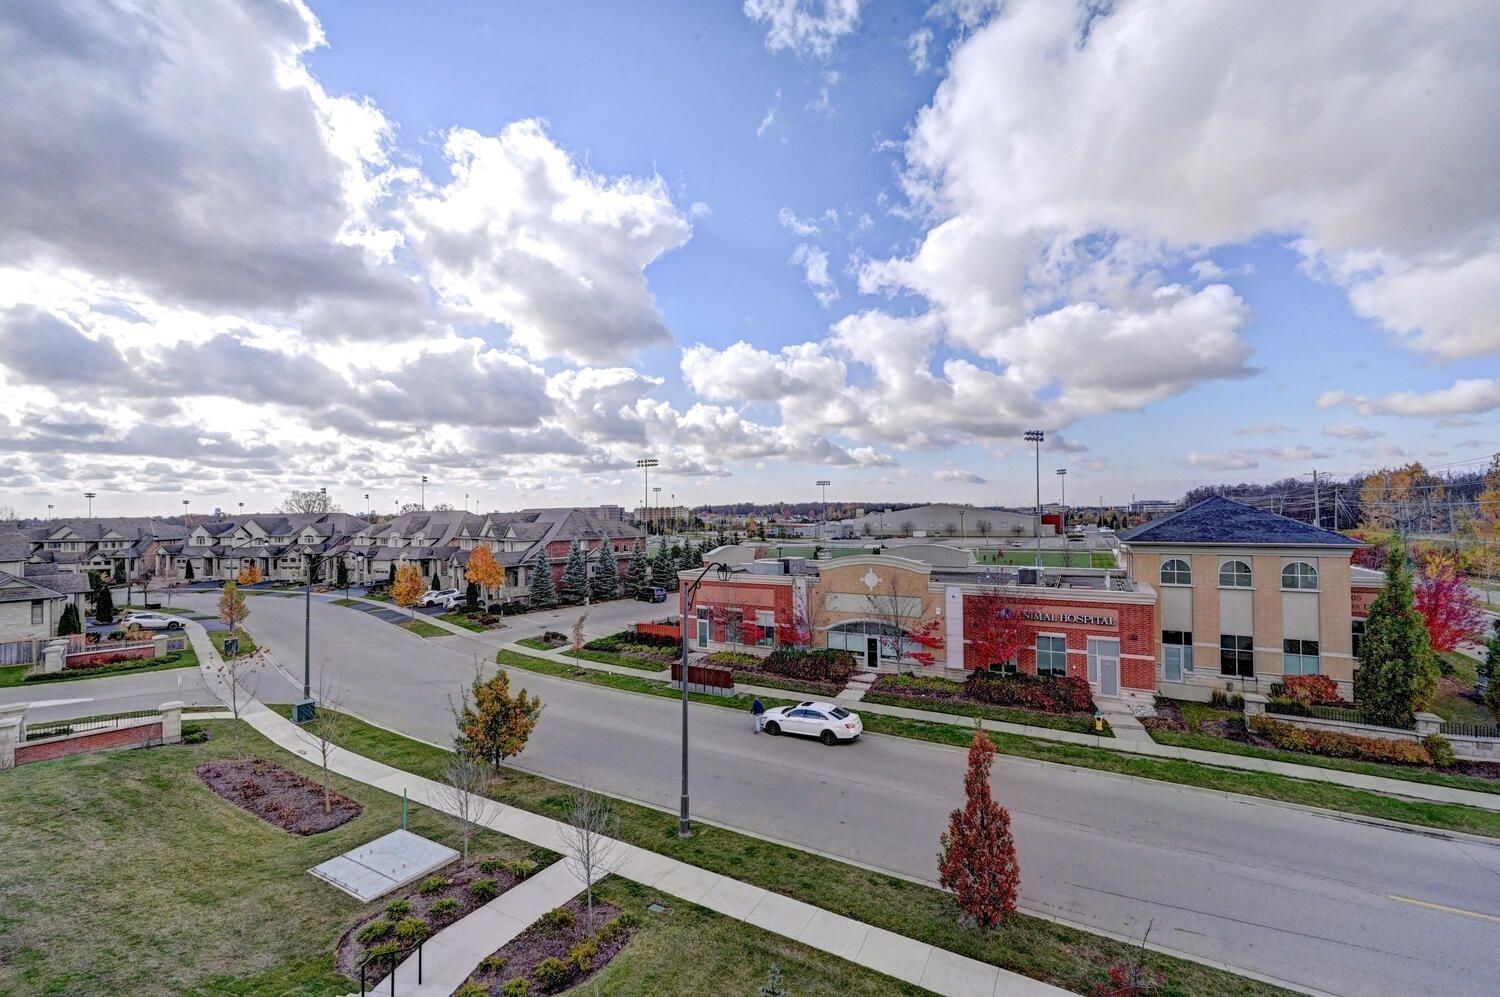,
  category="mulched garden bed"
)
[462,897,639,995]
[335,858,540,983]
[196,759,361,834]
